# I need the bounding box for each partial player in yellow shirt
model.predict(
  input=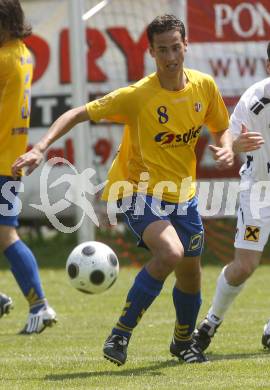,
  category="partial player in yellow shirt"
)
[13,14,233,364]
[0,0,56,334]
